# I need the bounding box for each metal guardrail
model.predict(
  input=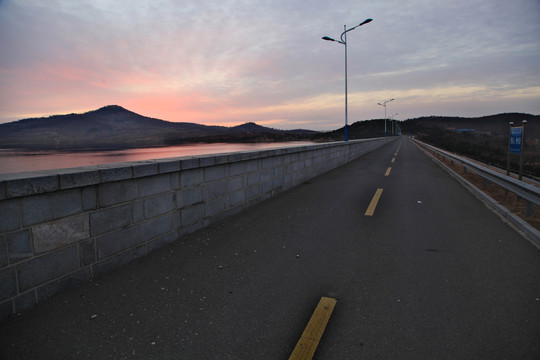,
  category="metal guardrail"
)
[413,139,540,216]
